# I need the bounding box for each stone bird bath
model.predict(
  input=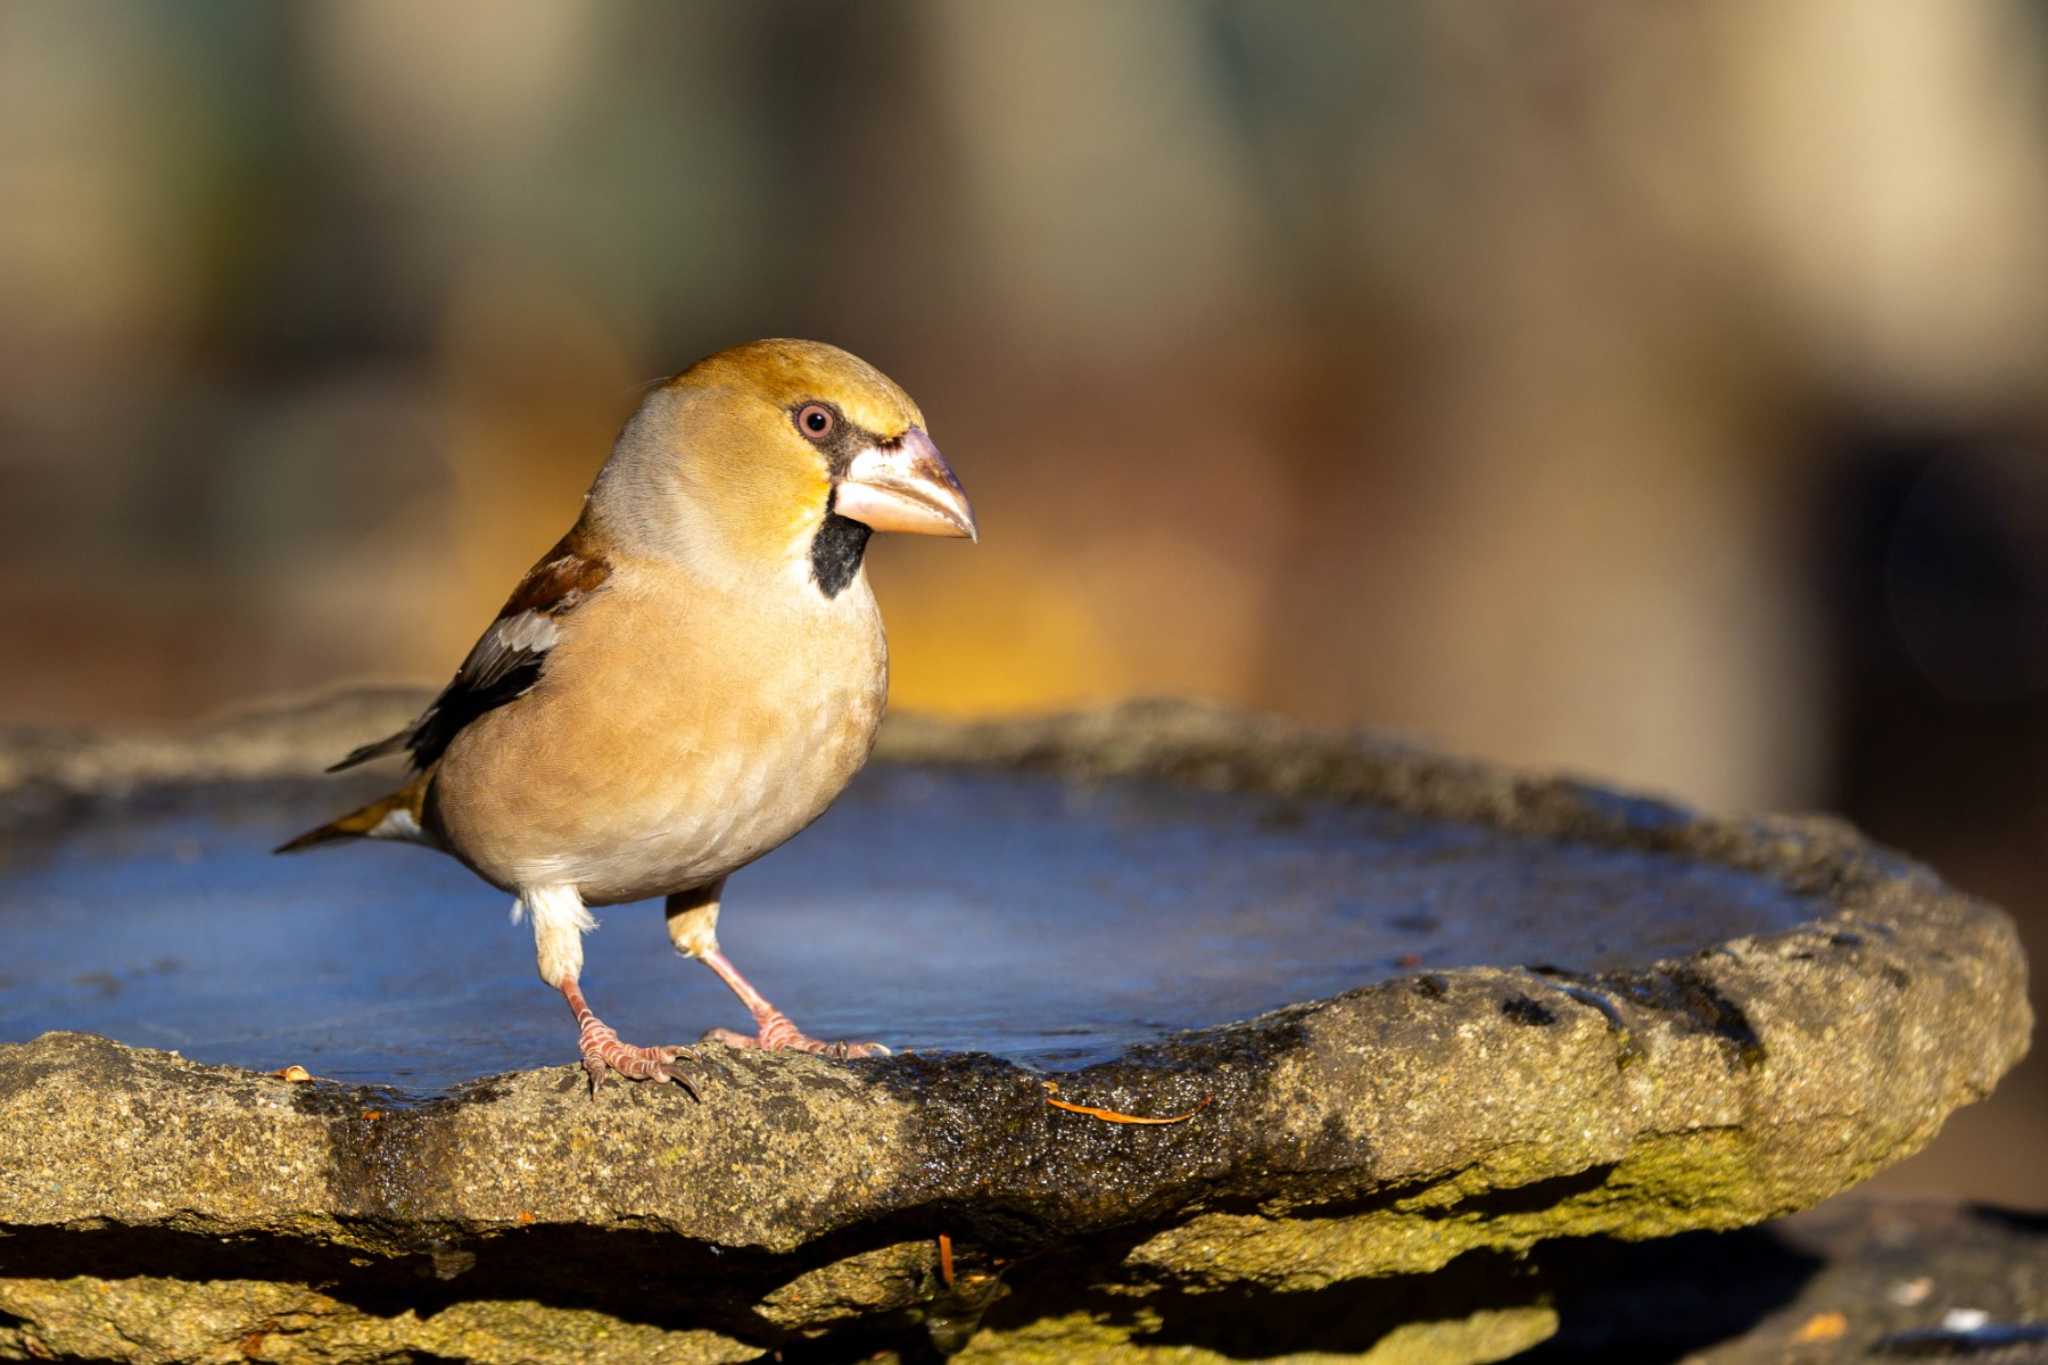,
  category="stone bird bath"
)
[0,693,2029,1362]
